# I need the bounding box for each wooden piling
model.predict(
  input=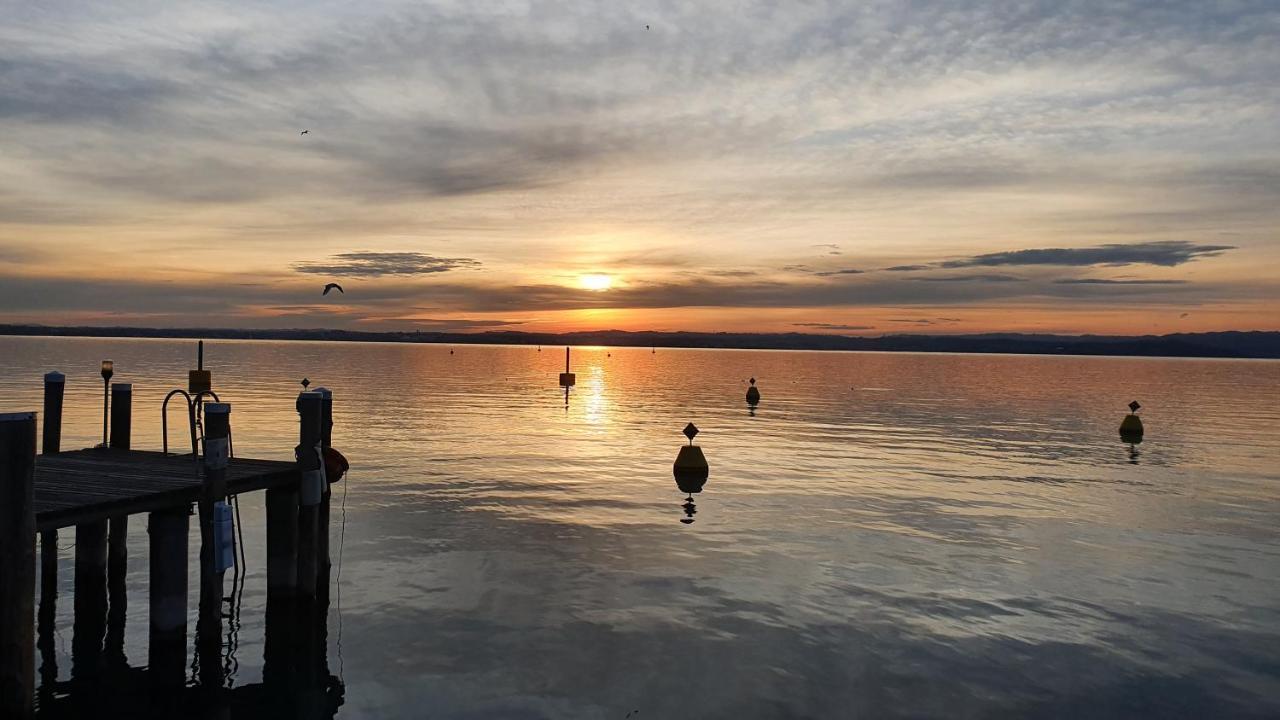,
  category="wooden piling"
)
[266,486,299,597]
[296,392,323,602]
[0,412,37,720]
[316,387,333,602]
[42,372,64,455]
[197,403,230,690]
[147,508,188,690]
[109,383,132,451]
[40,372,63,659]
[107,383,131,607]
[71,519,107,683]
